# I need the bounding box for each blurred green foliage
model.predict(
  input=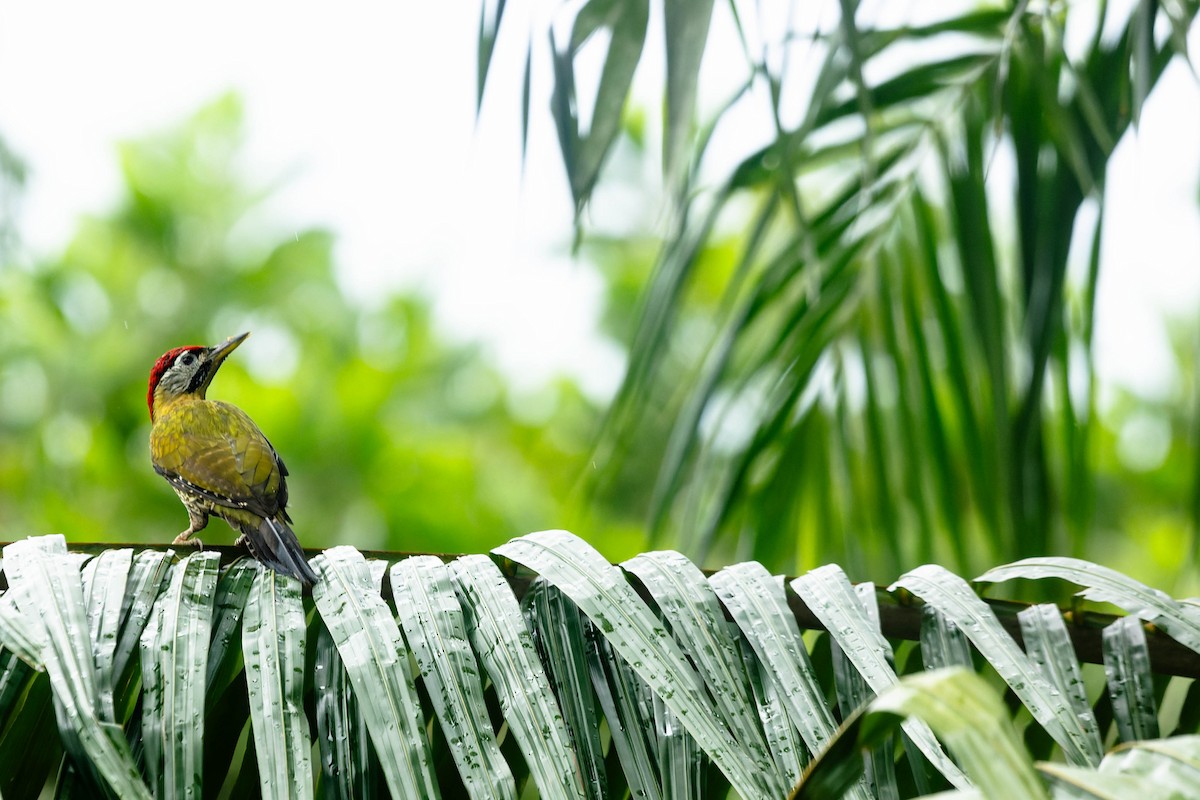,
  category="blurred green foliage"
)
[496,0,1200,597]
[3,12,1199,600]
[578,145,1200,593]
[0,95,648,560]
